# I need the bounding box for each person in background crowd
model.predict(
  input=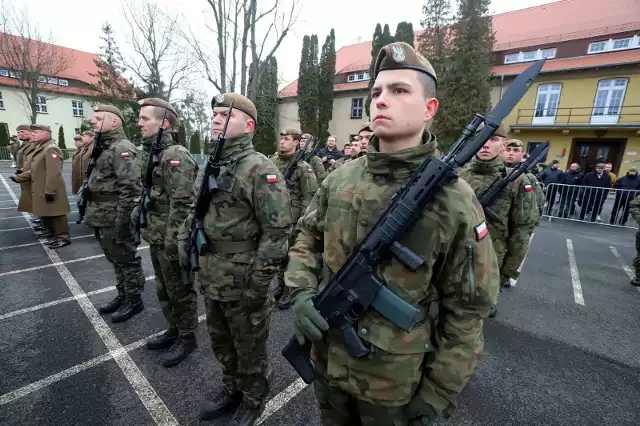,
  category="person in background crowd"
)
[579,163,611,222]
[317,135,343,170]
[558,163,583,218]
[538,160,563,214]
[610,167,640,225]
